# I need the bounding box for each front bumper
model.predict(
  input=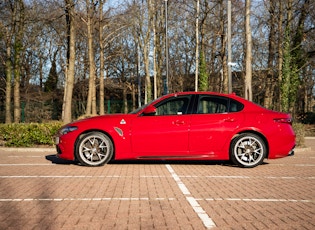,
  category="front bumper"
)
[288,145,295,156]
[54,135,76,161]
